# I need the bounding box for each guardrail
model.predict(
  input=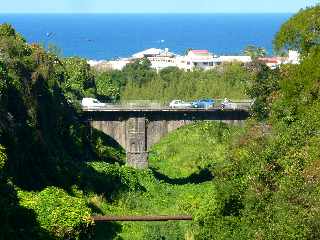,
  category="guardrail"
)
[104,101,165,109]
